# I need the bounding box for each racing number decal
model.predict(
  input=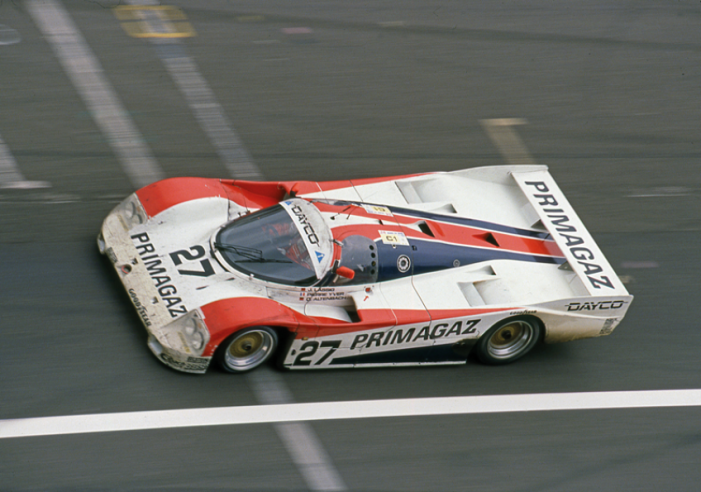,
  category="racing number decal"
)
[293,340,341,366]
[170,246,215,277]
